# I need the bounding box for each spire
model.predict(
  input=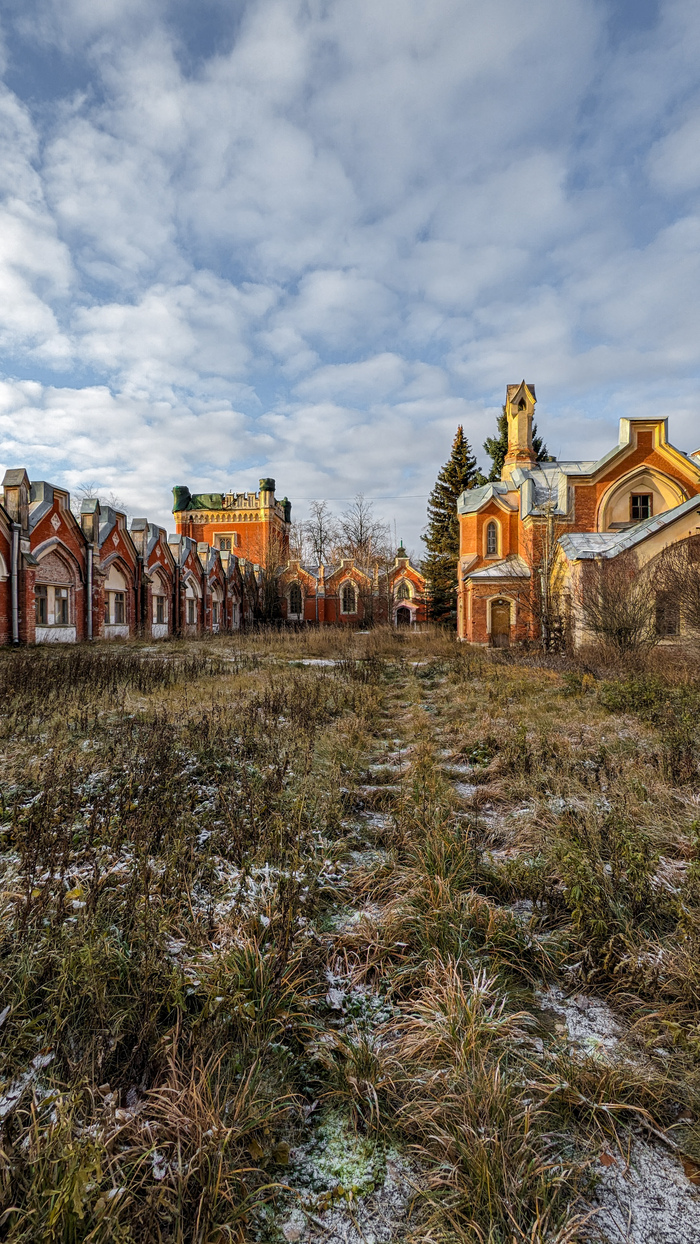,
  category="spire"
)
[502,381,537,482]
